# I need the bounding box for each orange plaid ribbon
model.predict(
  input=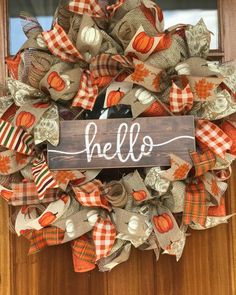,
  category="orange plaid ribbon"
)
[71,235,96,272]
[183,181,208,226]
[42,23,83,62]
[72,70,98,111]
[73,179,111,210]
[68,0,124,18]
[93,217,116,261]
[10,182,60,206]
[22,227,65,254]
[196,120,232,158]
[190,150,216,177]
